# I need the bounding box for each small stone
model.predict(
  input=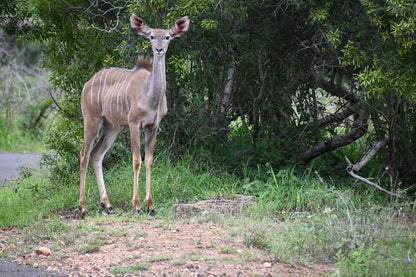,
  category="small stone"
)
[35,247,52,256]
[263,262,272,268]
